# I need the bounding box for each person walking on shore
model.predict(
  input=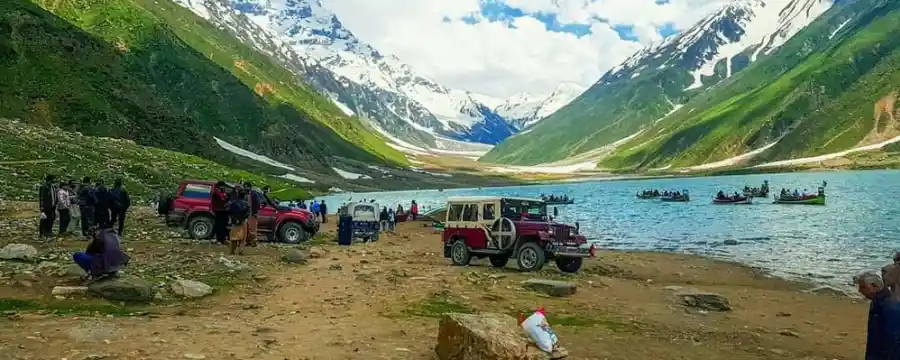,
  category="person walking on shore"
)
[379,207,389,232]
[78,177,97,239]
[38,175,58,238]
[855,271,900,360]
[108,178,131,236]
[56,182,72,236]
[94,179,110,229]
[319,200,328,223]
[388,207,396,232]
